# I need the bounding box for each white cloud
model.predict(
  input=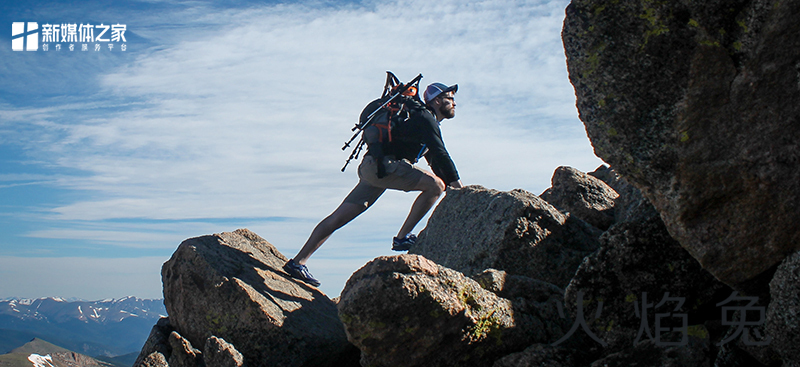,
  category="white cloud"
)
[26,0,600,221]
[3,0,605,297]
